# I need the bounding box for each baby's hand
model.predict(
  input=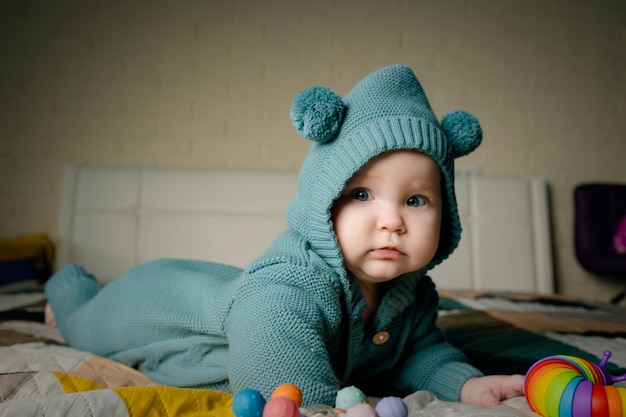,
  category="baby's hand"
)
[460,374,525,408]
